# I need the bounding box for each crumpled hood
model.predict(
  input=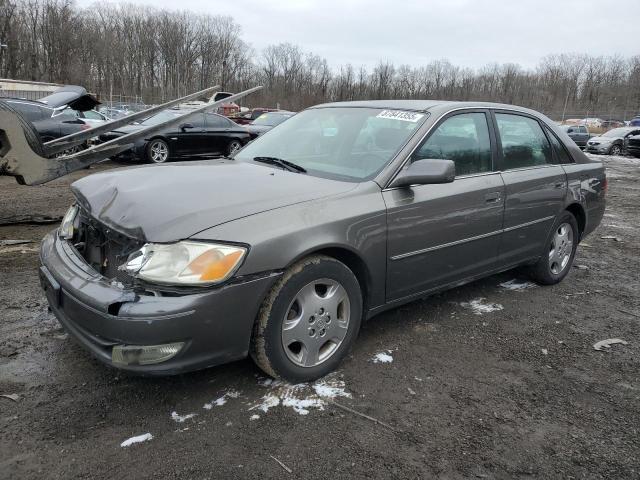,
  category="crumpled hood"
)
[71,160,356,242]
